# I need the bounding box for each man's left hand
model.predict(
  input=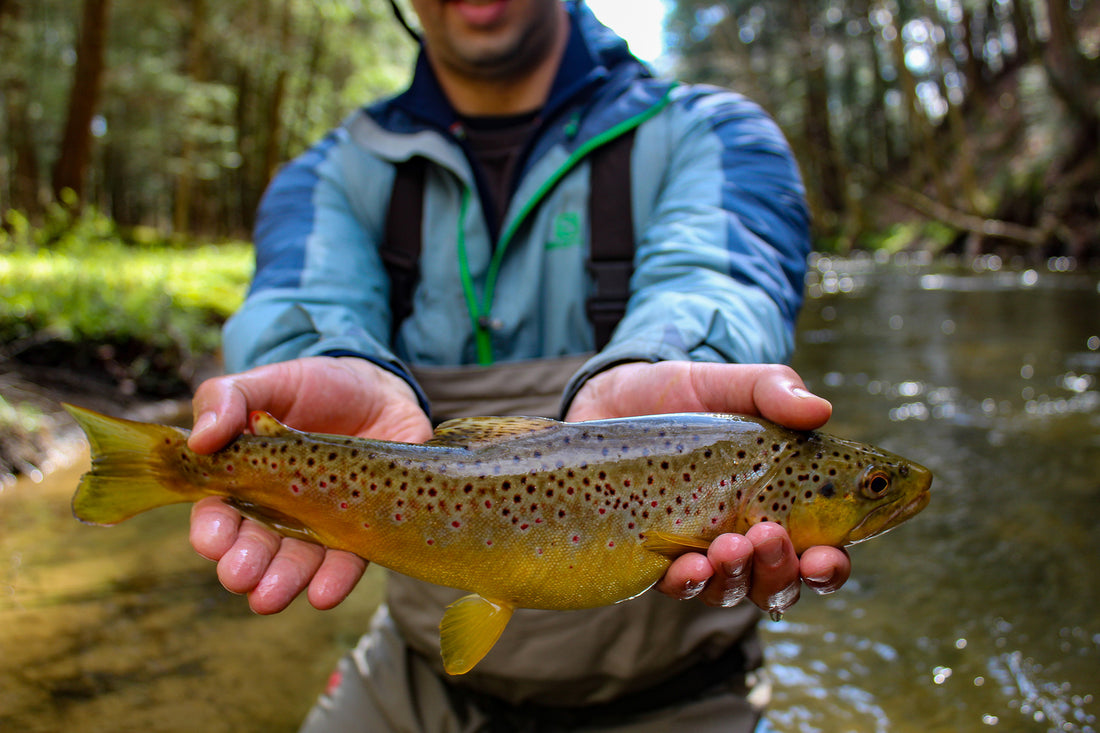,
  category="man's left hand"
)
[565,361,851,617]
